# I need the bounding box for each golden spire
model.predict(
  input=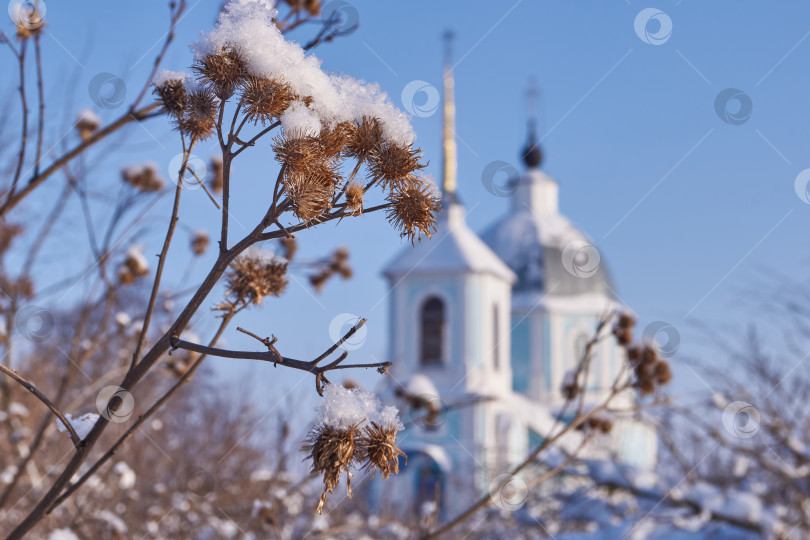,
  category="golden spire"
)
[441,30,458,197]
